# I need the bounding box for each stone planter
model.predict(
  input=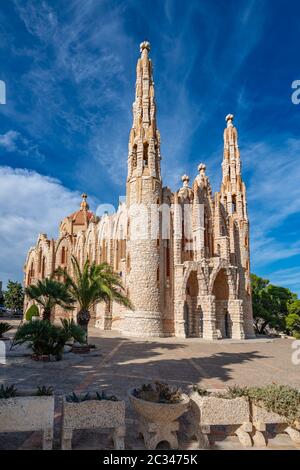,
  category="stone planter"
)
[61,397,125,450]
[189,391,252,448]
[251,403,300,446]
[0,393,54,449]
[0,336,10,341]
[128,388,190,449]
